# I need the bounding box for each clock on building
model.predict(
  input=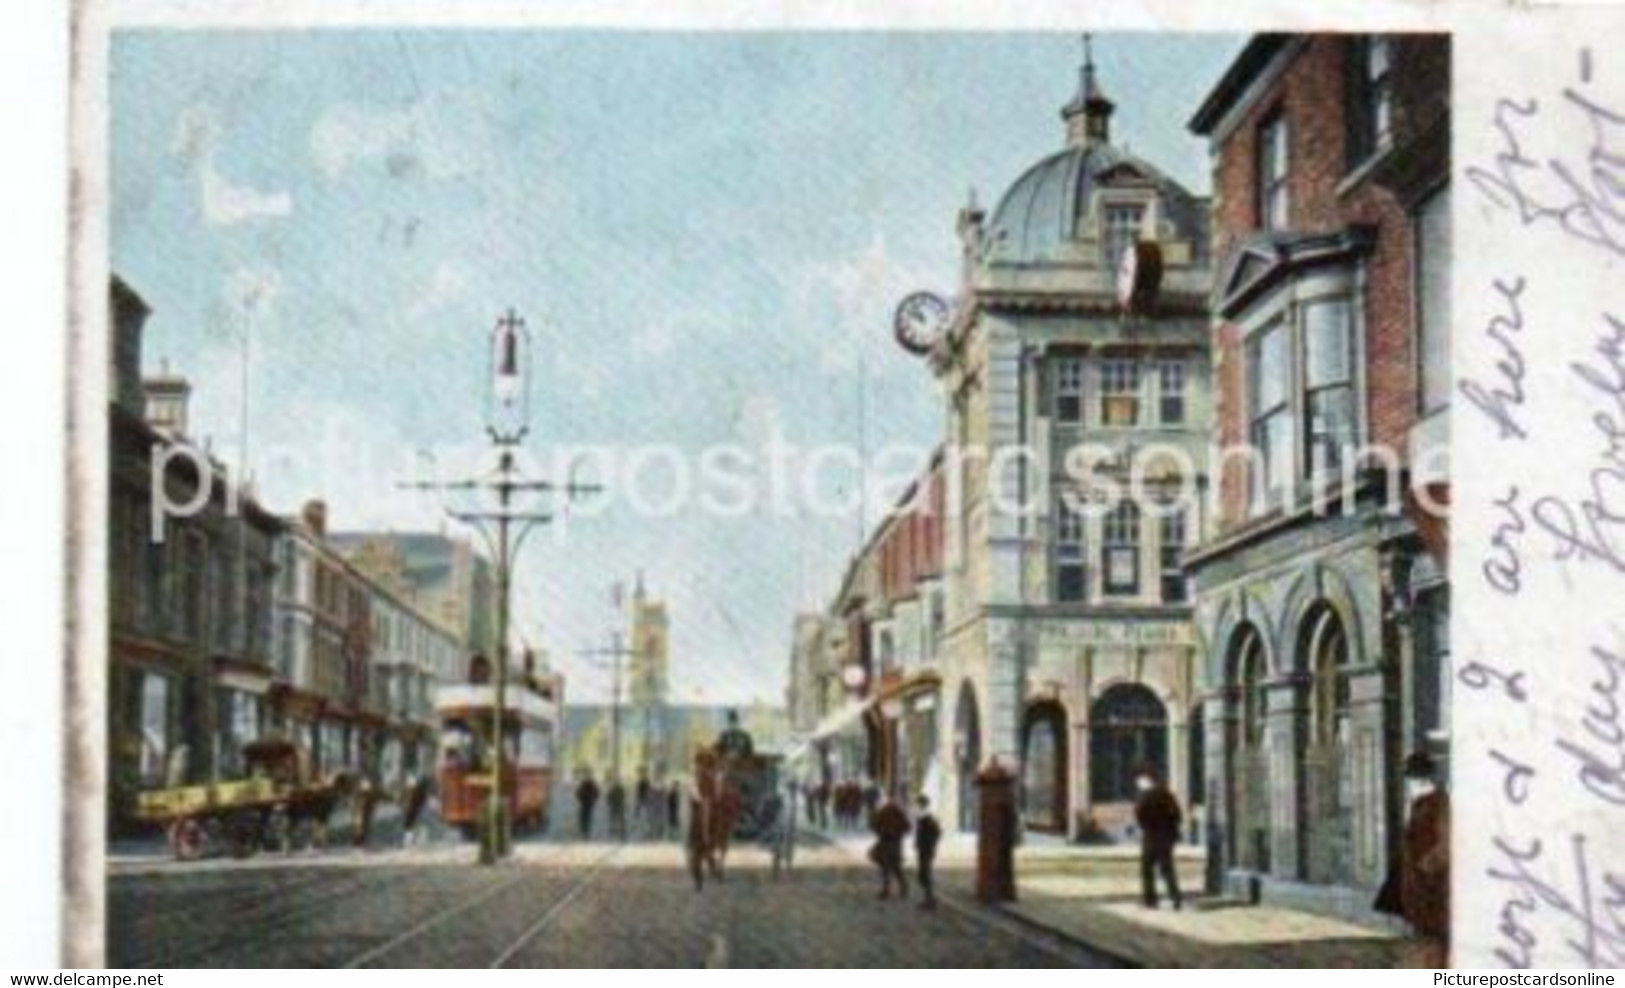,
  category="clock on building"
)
[892,291,952,356]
